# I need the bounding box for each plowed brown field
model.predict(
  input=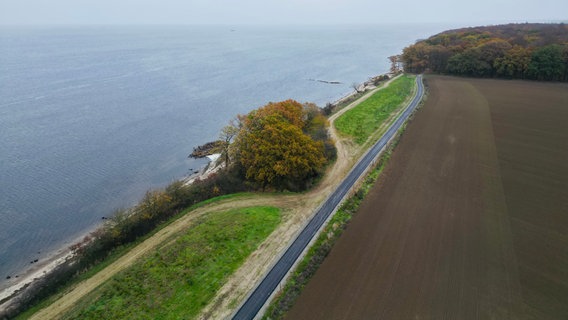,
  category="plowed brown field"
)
[286,76,568,319]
